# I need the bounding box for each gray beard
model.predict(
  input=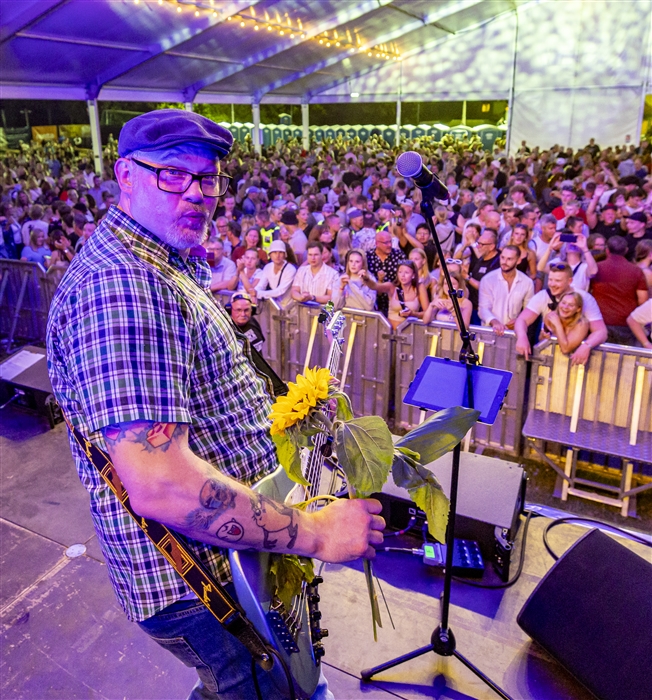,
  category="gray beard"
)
[161,221,209,251]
